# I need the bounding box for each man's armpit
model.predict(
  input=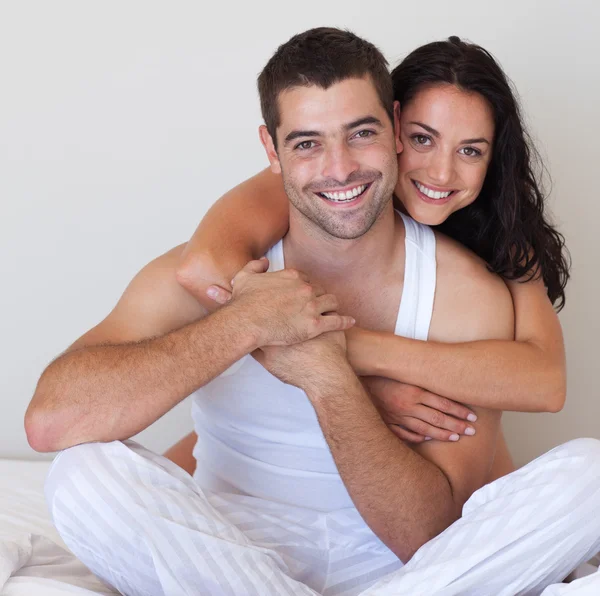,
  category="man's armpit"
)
[411,406,502,508]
